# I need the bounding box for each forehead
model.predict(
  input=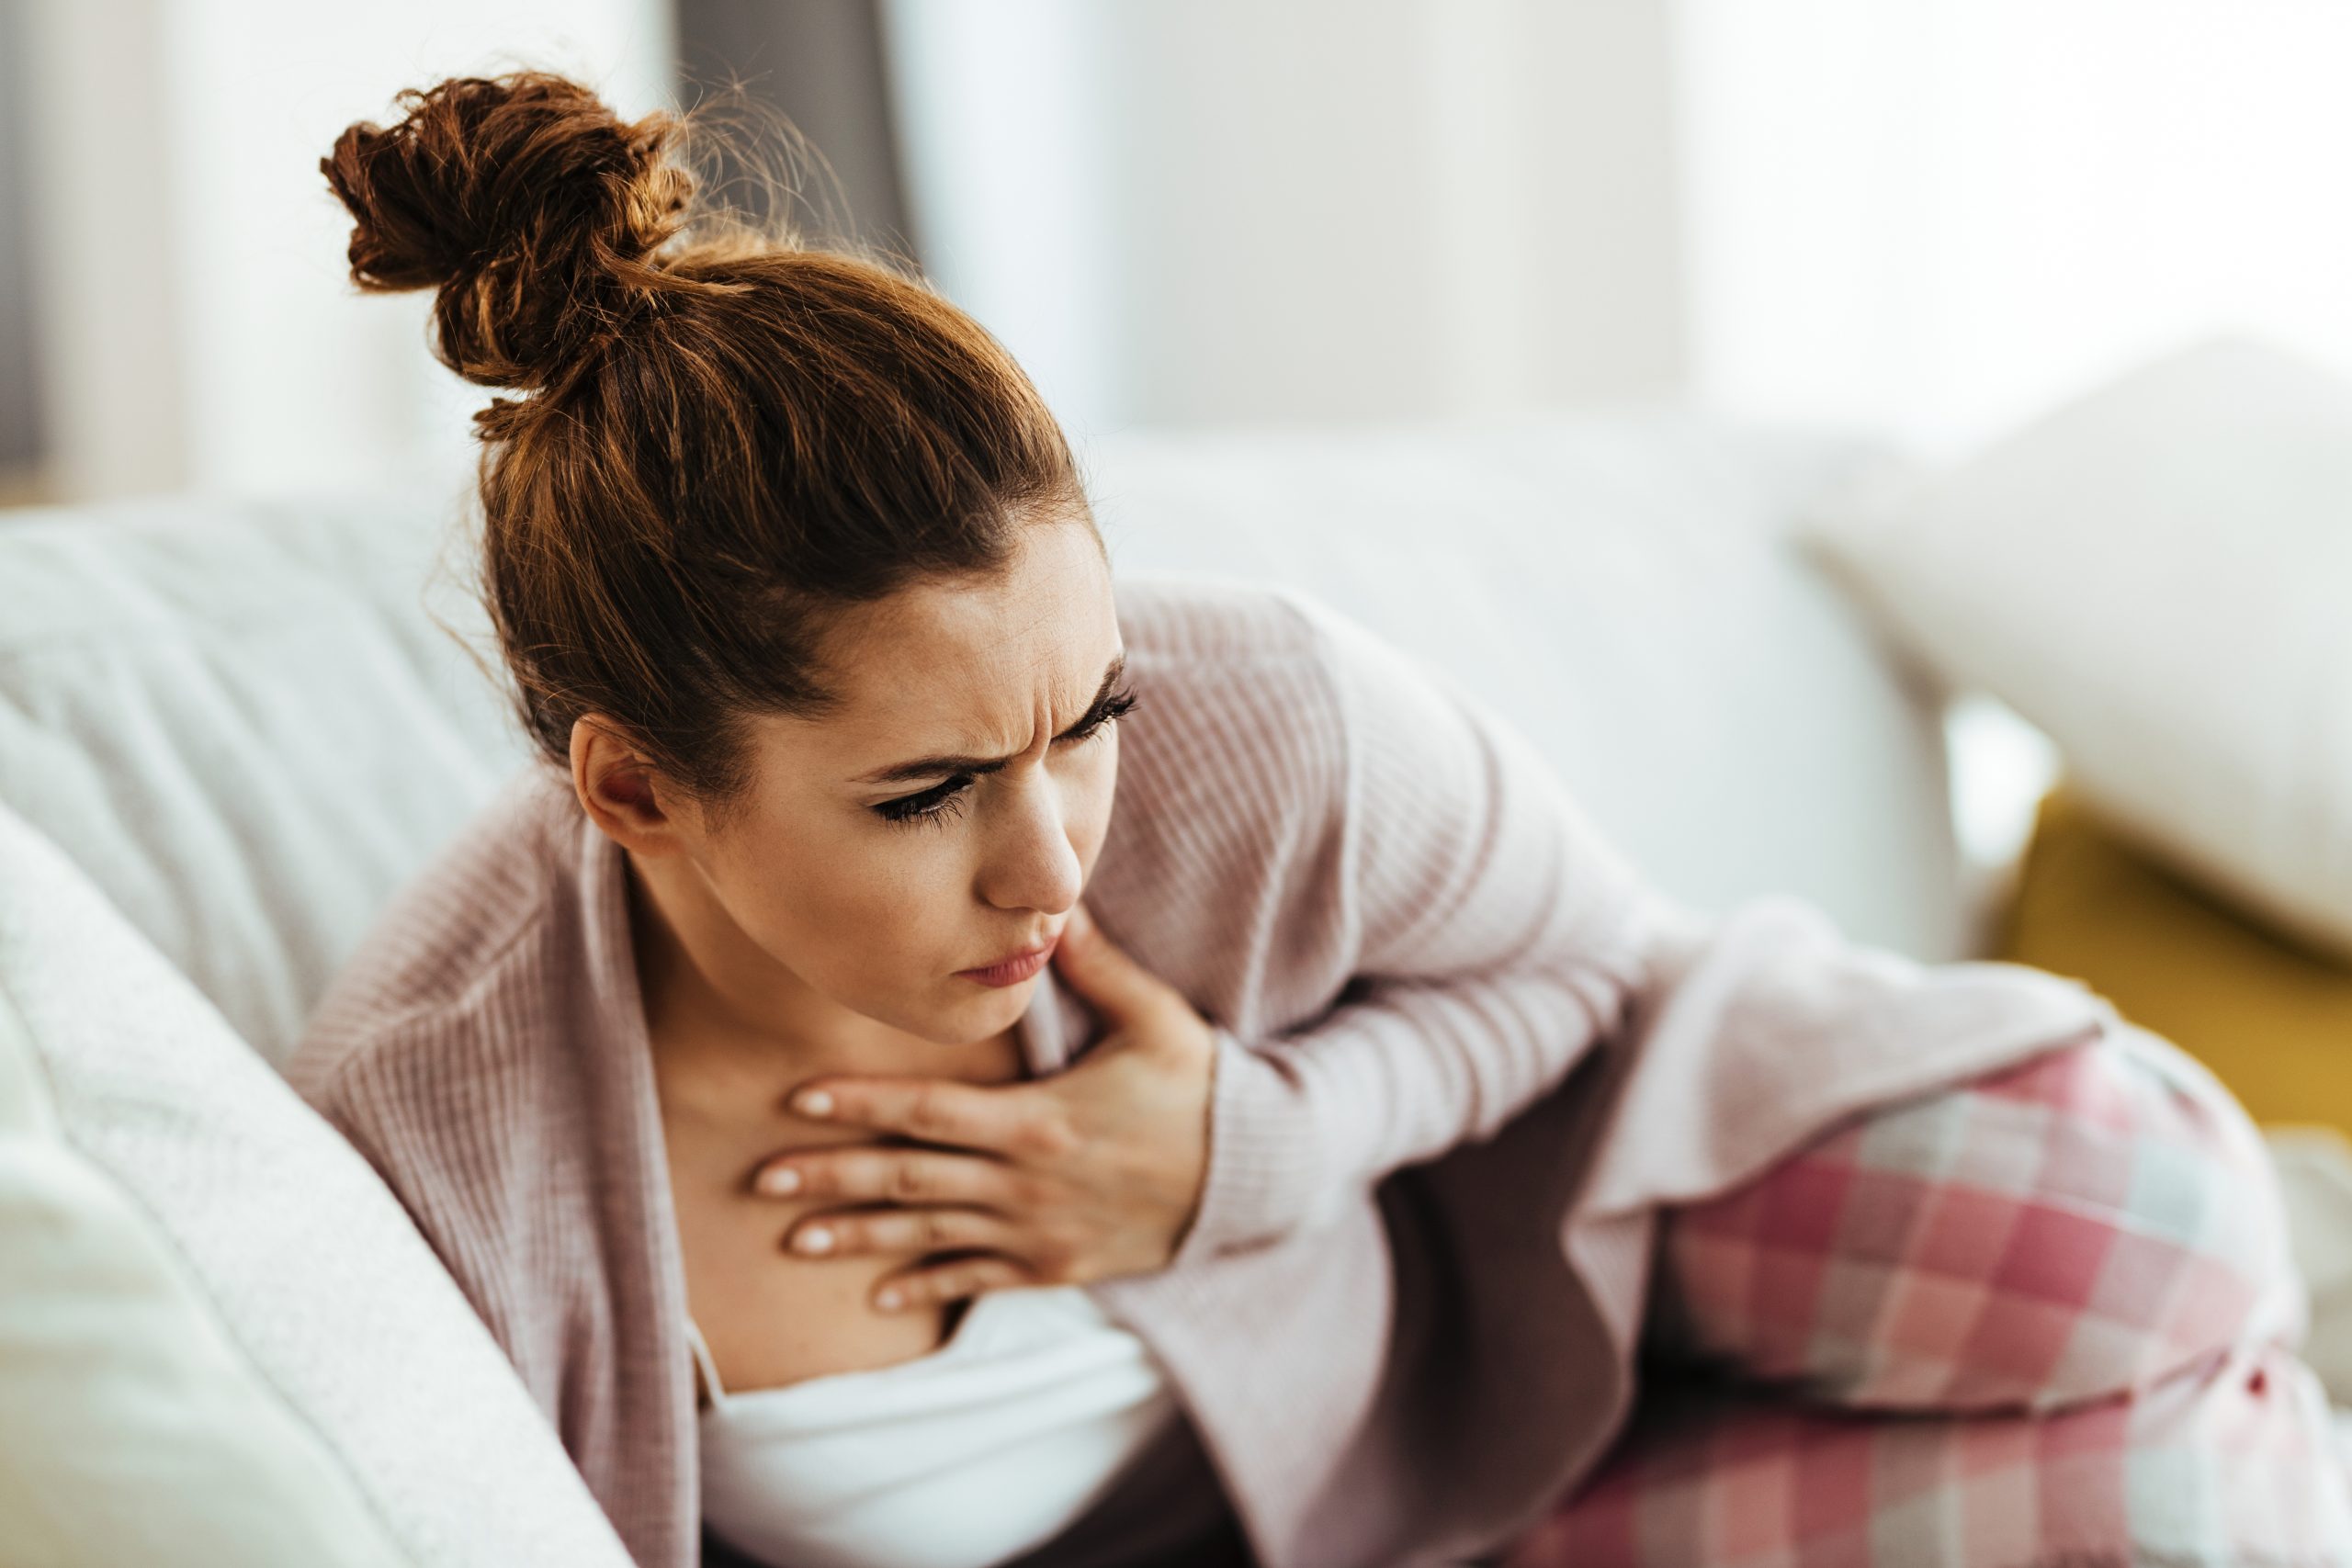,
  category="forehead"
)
[814,522,1117,736]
